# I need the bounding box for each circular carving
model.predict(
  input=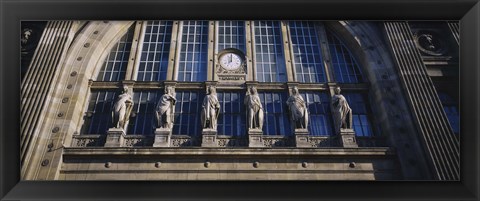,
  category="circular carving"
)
[105,162,112,168]
[204,161,210,168]
[52,127,60,133]
[302,162,308,168]
[155,162,161,168]
[41,159,49,166]
[57,112,64,117]
[76,57,82,61]
[253,161,259,168]
[67,84,73,89]
[84,43,90,48]
[349,162,356,168]
[413,31,447,56]
[62,98,69,103]
[70,71,77,76]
